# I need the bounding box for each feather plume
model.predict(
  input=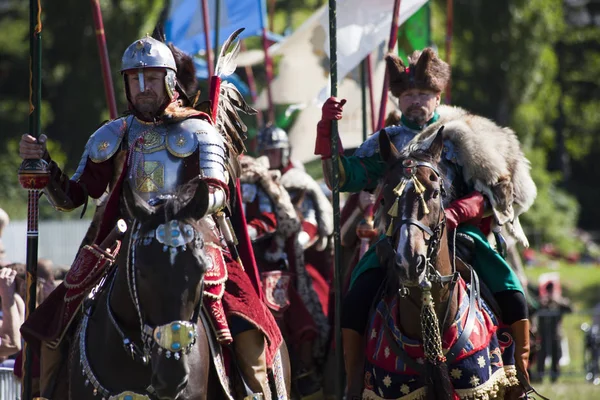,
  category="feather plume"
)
[211,28,258,181]
[215,28,245,78]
